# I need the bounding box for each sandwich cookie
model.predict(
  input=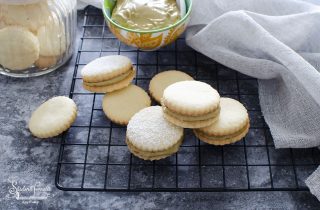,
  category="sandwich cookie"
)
[194,98,250,145]
[149,70,194,104]
[81,55,136,93]
[126,106,184,161]
[29,96,77,139]
[102,84,151,125]
[161,81,220,128]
